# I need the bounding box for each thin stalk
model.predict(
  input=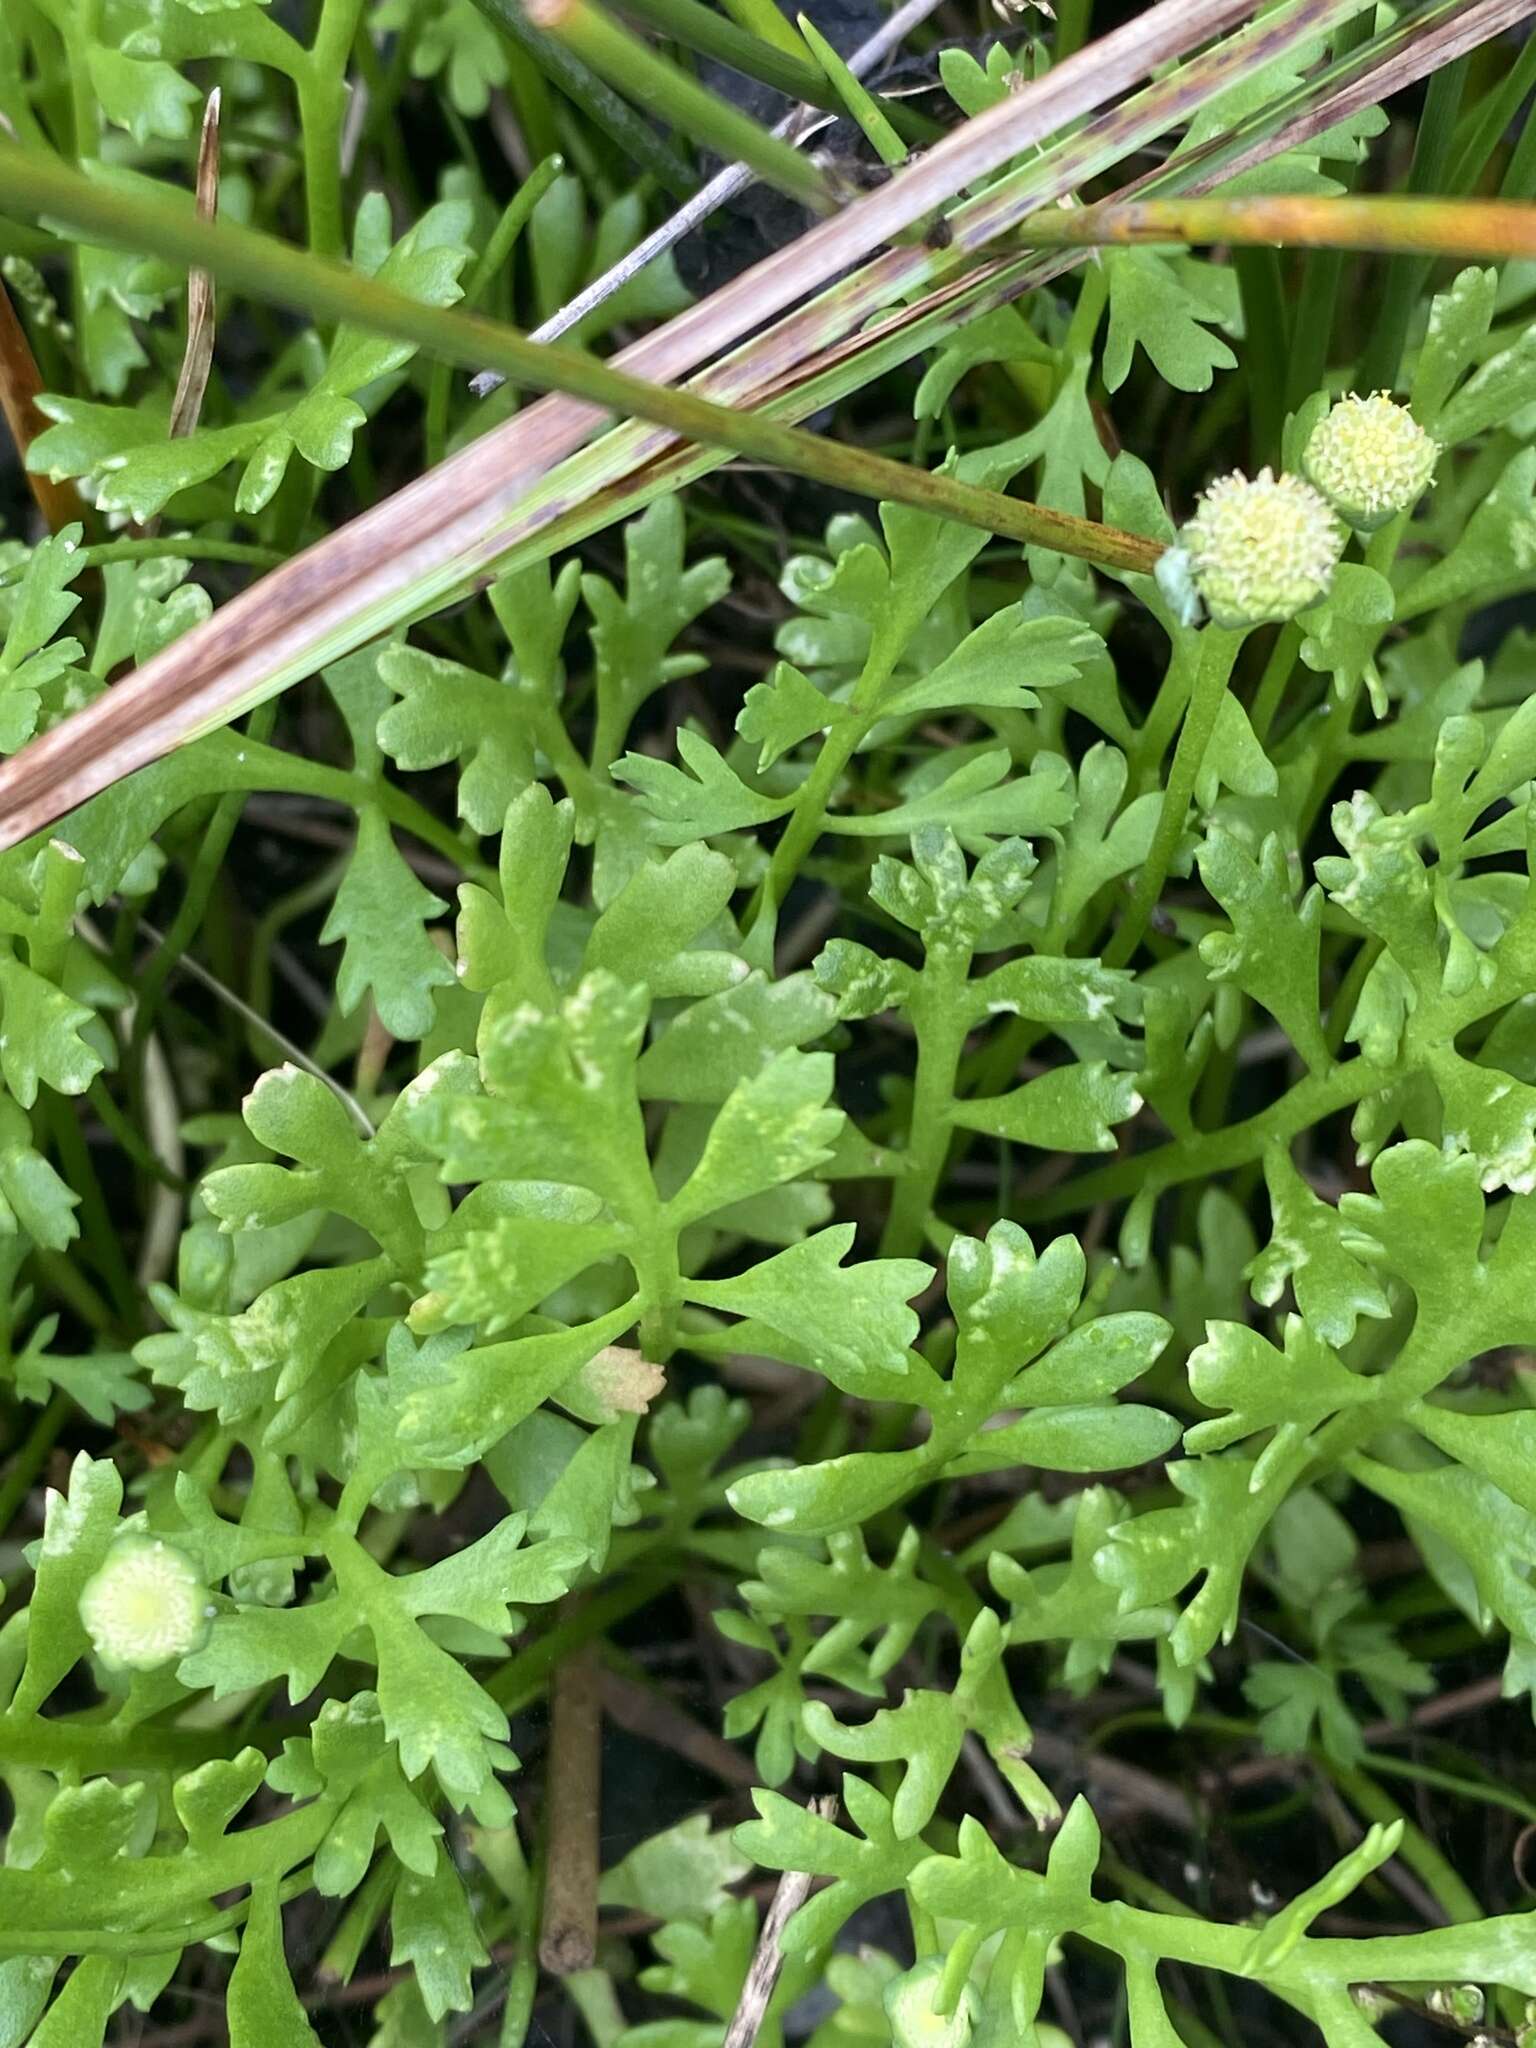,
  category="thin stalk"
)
[797,14,908,168]
[539,1636,600,1972]
[498,1820,546,2048]
[301,0,367,258]
[1106,626,1245,969]
[527,0,835,212]
[425,154,565,466]
[1285,8,1373,413]
[0,1390,68,1537]
[469,0,697,195]
[1331,1767,1486,1925]
[1247,623,1301,746]
[880,948,973,1258]
[1022,1058,1390,1223]
[598,0,928,141]
[0,140,1160,572]
[0,537,284,590]
[1010,191,1536,263]
[1357,55,1470,392]
[31,1247,116,1336]
[1234,247,1289,468]
[714,0,808,64]
[130,700,277,1059]
[317,1858,398,1984]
